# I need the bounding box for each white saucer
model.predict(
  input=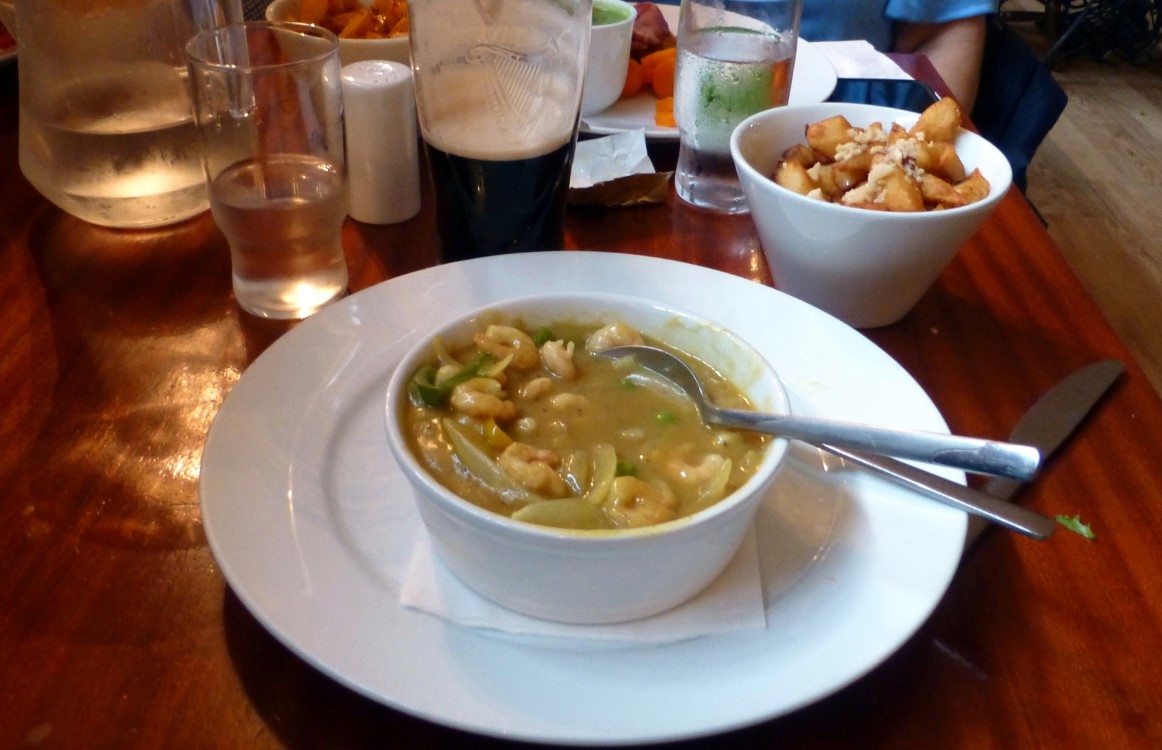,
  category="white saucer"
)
[200,251,966,745]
